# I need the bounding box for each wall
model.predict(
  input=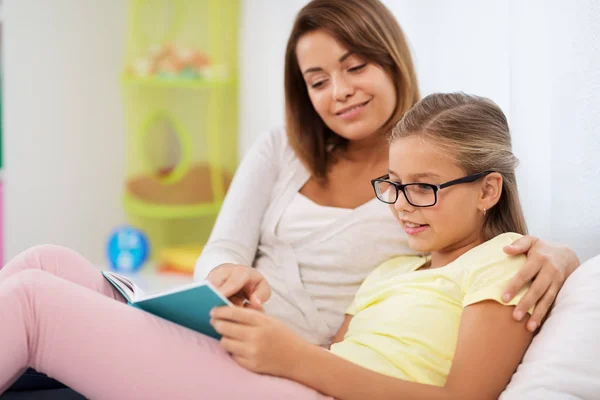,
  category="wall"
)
[3,0,127,263]
[545,0,600,260]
